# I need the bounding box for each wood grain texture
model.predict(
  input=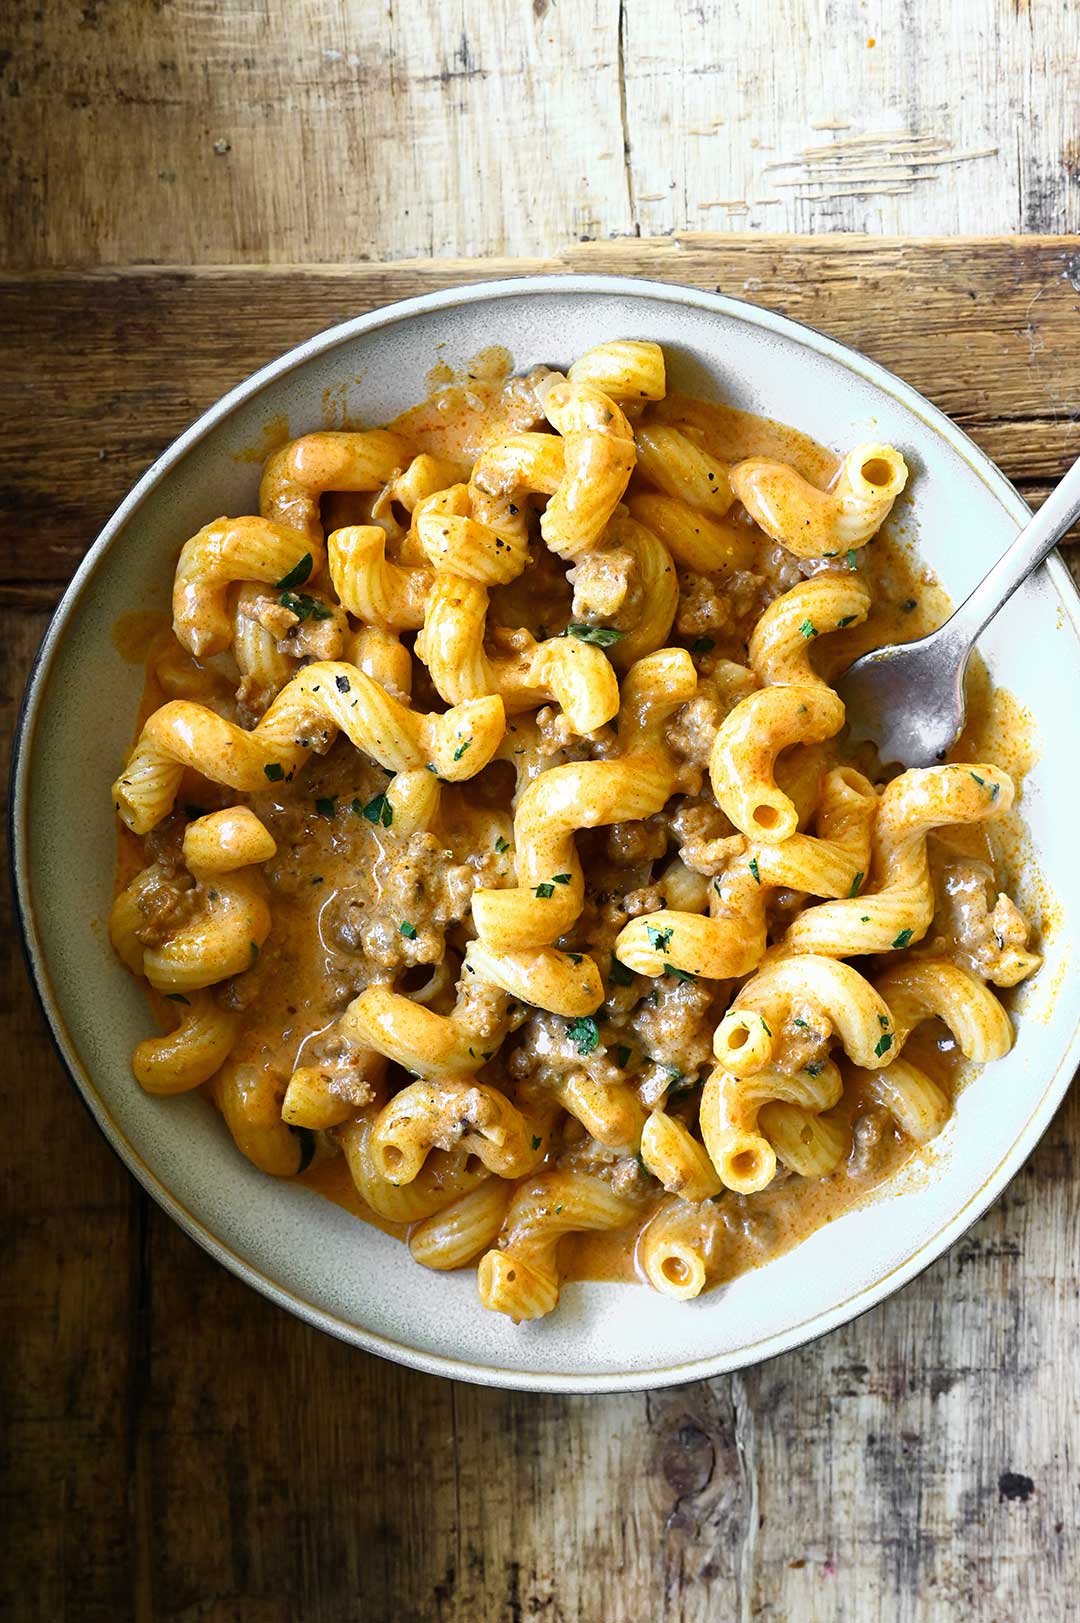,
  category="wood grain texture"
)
[3,239,1080,1623]
[2,0,1079,269]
